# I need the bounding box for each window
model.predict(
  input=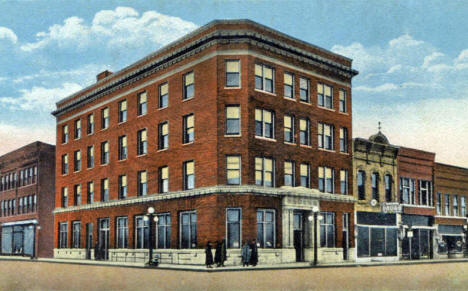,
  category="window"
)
[159,166,169,193]
[300,163,310,188]
[116,217,128,248]
[137,171,147,196]
[320,212,336,247]
[87,146,94,168]
[118,175,127,199]
[118,100,127,123]
[255,64,274,93]
[118,135,127,160]
[59,222,68,248]
[137,92,147,116]
[299,118,310,145]
[74,184,81,206]
[419,180,432,206]
[461,196,466,217]
[299,77,310,102]
[255,108,274,139]
[135,216,149,249]
[453,195,459,216]
[74,119,81,139]
[183,71,194,100]
[339,89,347,113]
[87,181,94,204]
[340,170,348,194]
[180,211,197,248]
[74,150,81,172]
[101,107,109,129]
[227,208,241,248]
[61,187,68,208]
[62,125,69,144]
[87,114,94,134]
[284,72,294,98]
[226,156,241,185]
[284,161,295,187]
[137,129,147,155]
[101,141,109,164]
[159,83,168,108]
[62,154,68,175]
[400,177,415,204]
[157,213,171,249]
[226,106,240,135]
[318,122,334,150]
[72,221,81,248]
[340,127,348,153]
[284,115,295,143]
[257,209,275,248]
[255,157,274,187]
[357,170,366,200]
[101,178,109,202]
[445,194,450,215]
[183,161,195,190]
[319,167,334,193]
[385,175,393,202]
[226,60,240,87]
[371,173,379,201]
[183,114,195,143]
[436,193,442,215]
[158,121,169,150]
[317,83,333,109]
